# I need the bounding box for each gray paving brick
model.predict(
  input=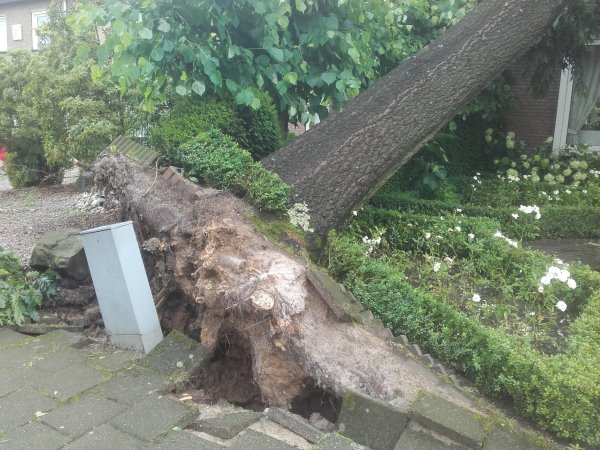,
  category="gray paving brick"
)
[153,430,225,449]
[62,424,145,450]
[110,395,196,441]
[314,433,368,449]
[34,363,106,401]
[86,349,139,372]
[0,365,48,397]
[230,429,296,450]
[0,422,71,450]
[0,386,58,433]
[265,407,324,443]
[42,393,126,438]
[189,411,263,439]
[95,369,169,404]
[31,347,87,373]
